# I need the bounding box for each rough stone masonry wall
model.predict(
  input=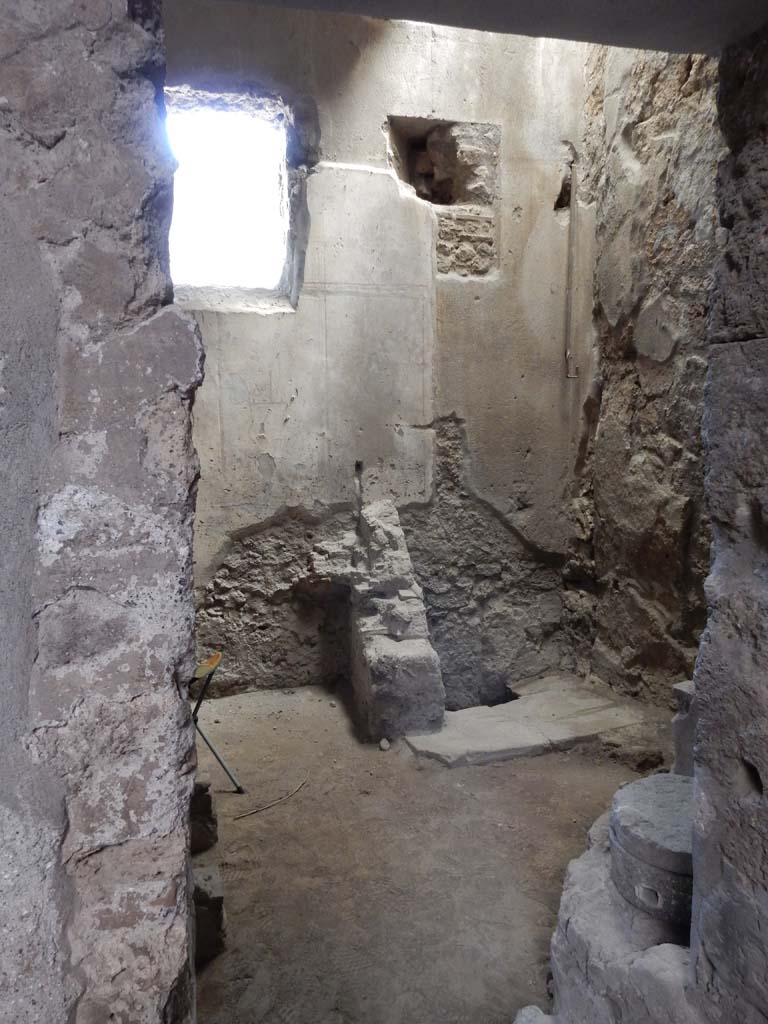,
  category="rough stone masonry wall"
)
[691,24,768,1024]
[197,511,356,696]
[575,49,724,705]
[401,419,569,710]
[517,28,768,1024]
[198,501,445,737]
[1,3,202,1022]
